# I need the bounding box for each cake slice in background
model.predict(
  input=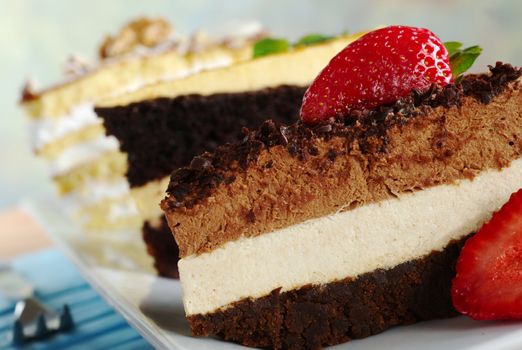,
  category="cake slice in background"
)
[20,17,265,231]
[161,25,522,349]
[95,31,368,278]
